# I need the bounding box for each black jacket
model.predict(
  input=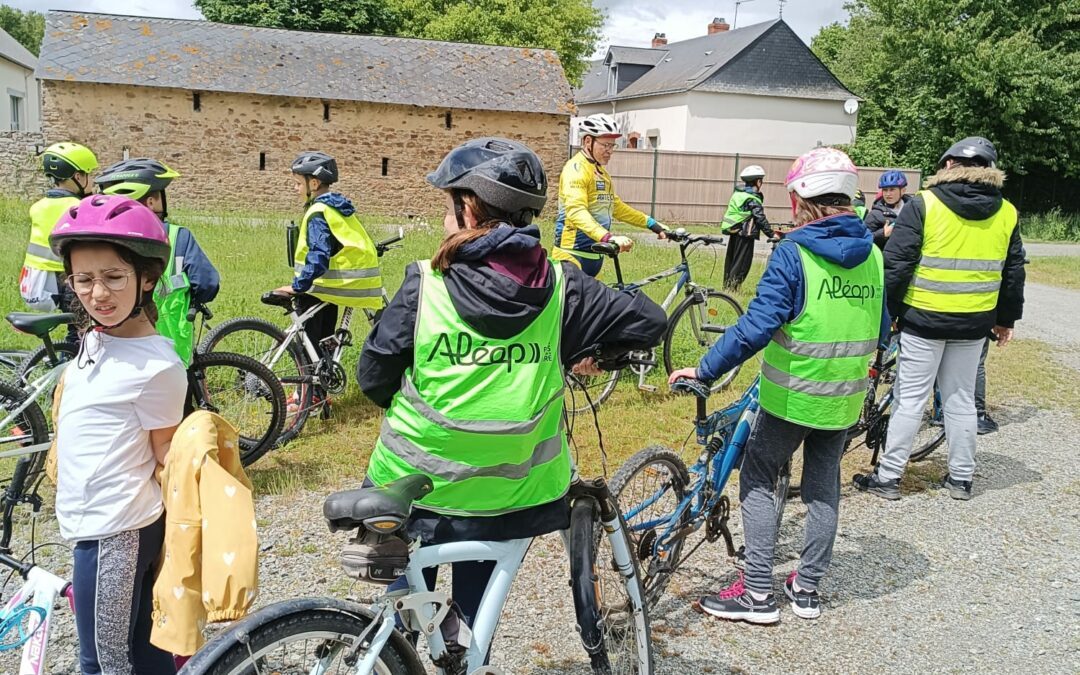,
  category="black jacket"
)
[357,225,667,541]
[864,194,912,249]
[884,166,1026,340]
